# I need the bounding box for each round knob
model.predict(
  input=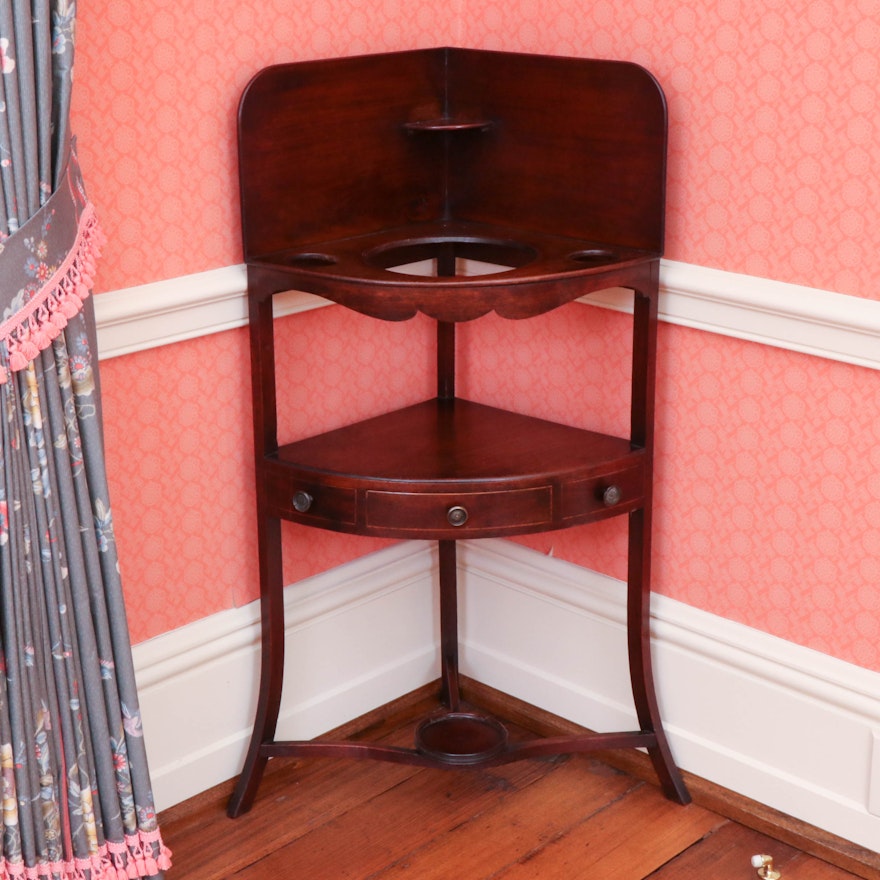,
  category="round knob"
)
[602,485,622,507]
[292,490,313,513]
[447,505,469,527]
